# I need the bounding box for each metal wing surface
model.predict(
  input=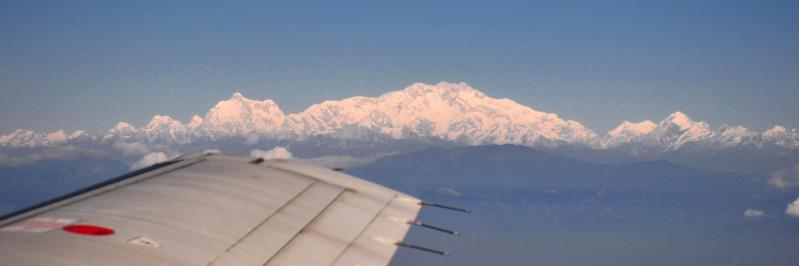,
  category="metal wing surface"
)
[0,154,422,266]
